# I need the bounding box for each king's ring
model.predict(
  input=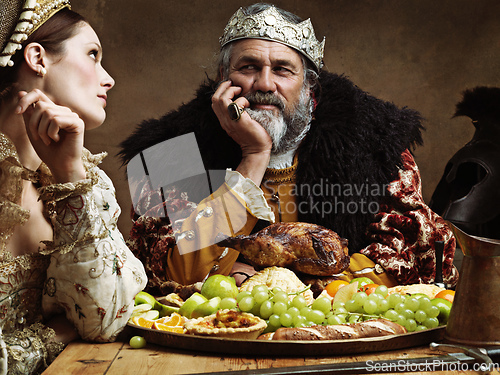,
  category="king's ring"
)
[228,102,245,121]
